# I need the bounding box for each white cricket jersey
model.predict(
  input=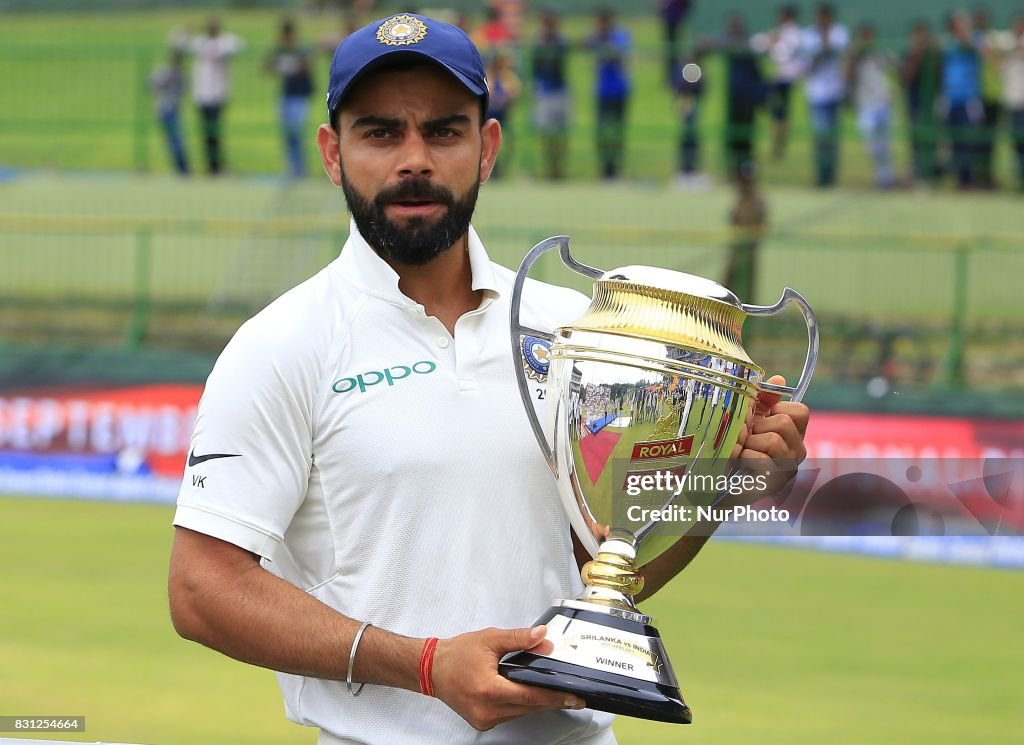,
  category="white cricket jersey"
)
[173,222,616,745]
